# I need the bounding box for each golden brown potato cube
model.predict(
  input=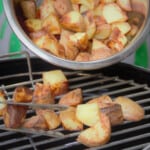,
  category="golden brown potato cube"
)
[69,32,89,51]
[33,83,54,105]
[42,70,69,96]
[94,24,112,40]
[39,0,56,19]
[76,103,101,127]
[100,103,124,126]
[77,113,111,147]
[42,13,61,35]
[3,104,28,128]
[0,90,6,116]
[31,31,66,59]
[117,0,132,11]
[22,115,48,130]
[59,107,83,131]
[102,3,128,24]
[25,19,42,32]
[83,11,96,40]
[114,96,145,122]
[60,10,86,32]
[13,86,33,103]
[37,109,61,130]
[90,39,113,61]
[20,0,37,19]
[107,28,127,52]
[59,88,83,106]
[54,0,73,16]
[75,52,91,62]
[59,29,79,60]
